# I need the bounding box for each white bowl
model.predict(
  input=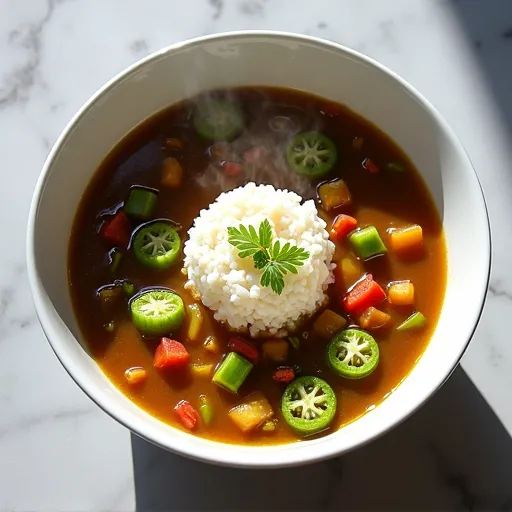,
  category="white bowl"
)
[27,31,490,468]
